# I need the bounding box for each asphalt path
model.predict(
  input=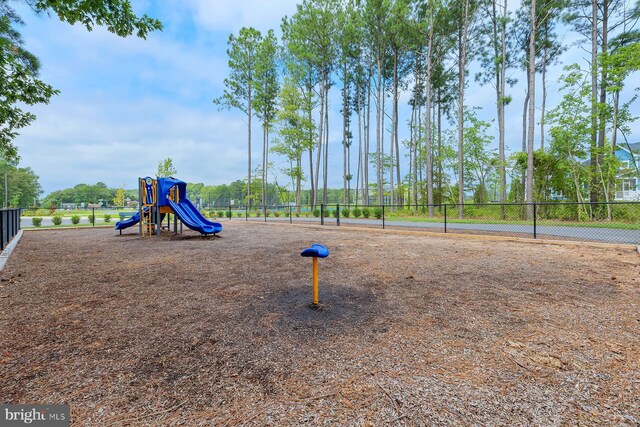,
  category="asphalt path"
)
[19,214,639,244]
[243,216,640,245]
